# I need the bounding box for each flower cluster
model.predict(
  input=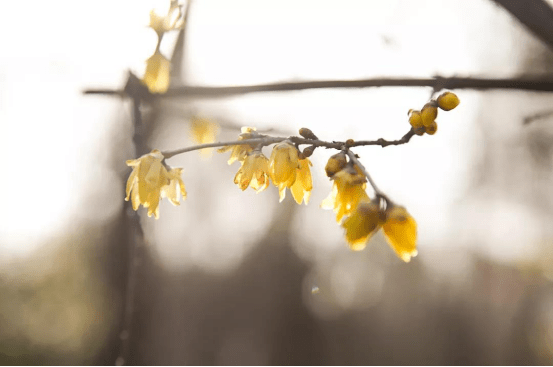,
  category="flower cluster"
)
[124,91,460,261]
[218,131,314,205]
[408,91,460,136]
[125,150,186,219]
[322,153,418,262]
[141,1,185,94]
